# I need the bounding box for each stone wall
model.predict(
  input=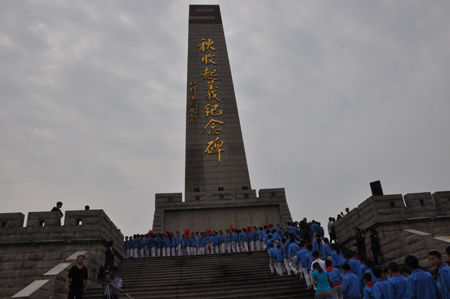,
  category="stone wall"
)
[152,188,293,233]
[0,210,123,299]
[335,191,450,267]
